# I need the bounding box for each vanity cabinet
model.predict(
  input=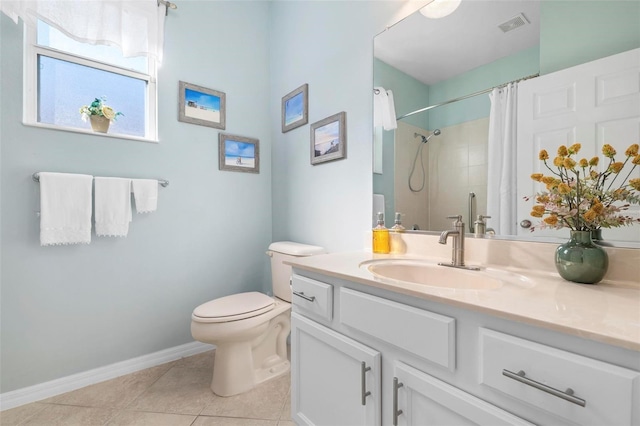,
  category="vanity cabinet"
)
[290,271,640,426]
[291,312,381,426]
[393,361,532,426]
